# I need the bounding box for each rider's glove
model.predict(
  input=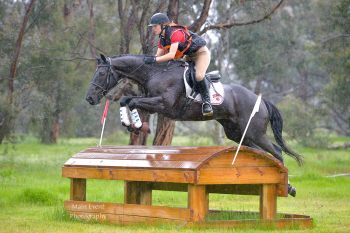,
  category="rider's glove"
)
[144,56,156,64]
